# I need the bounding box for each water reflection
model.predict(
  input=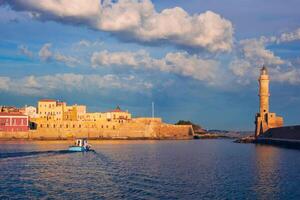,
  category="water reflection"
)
[0,140,300,199]
[253,145,281,199]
